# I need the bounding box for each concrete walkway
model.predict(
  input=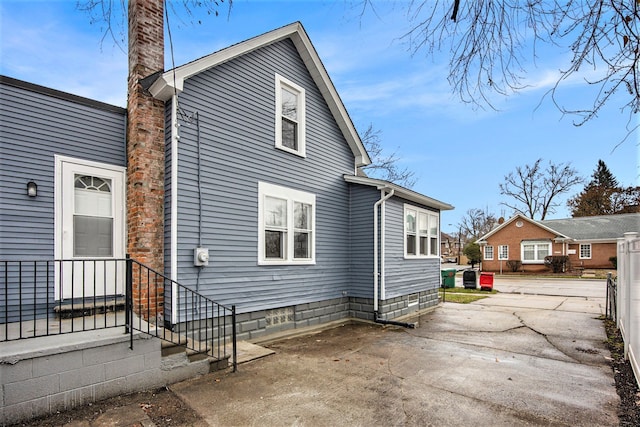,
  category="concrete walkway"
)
[170,277,618,426]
